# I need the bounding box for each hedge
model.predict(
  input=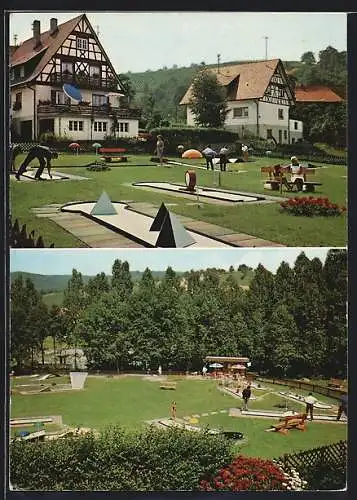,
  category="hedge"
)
[10,425,234,491]
[150,126,241,154]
